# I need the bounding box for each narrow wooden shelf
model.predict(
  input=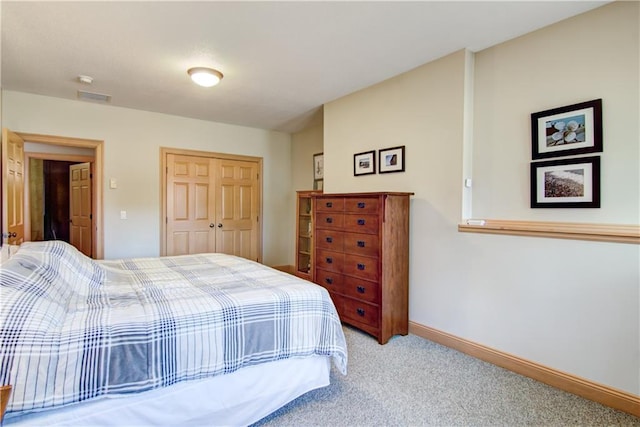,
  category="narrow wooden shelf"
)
[458,219,640,244]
